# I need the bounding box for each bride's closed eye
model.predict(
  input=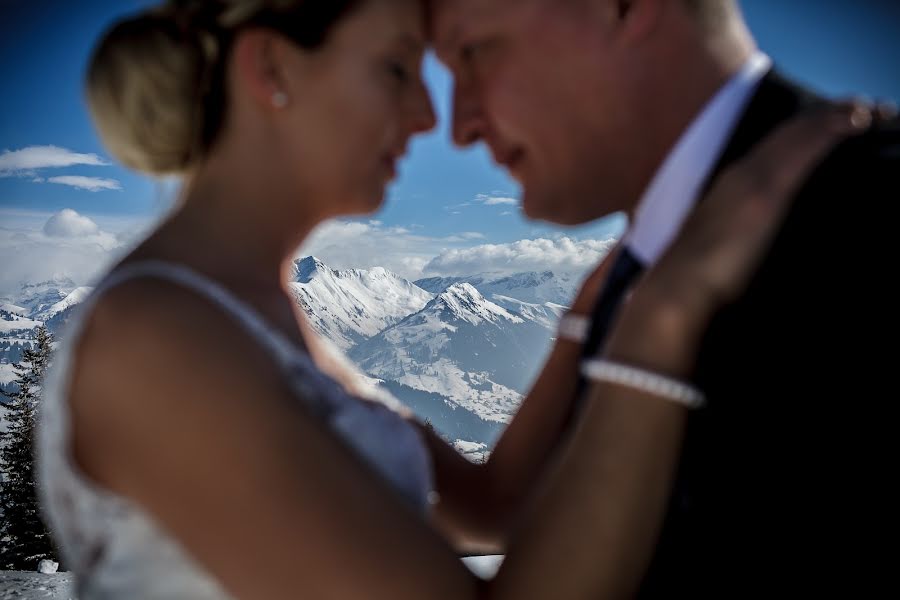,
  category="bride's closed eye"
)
[386,59,411,84]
